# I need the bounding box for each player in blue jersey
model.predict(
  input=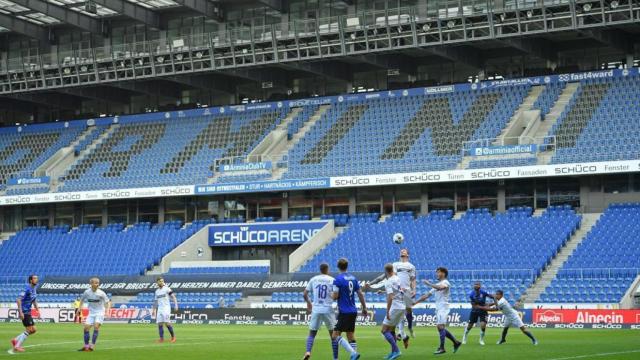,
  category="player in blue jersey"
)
[462,281,494,345]
[9,275,40,354]
[331,258,367,360]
